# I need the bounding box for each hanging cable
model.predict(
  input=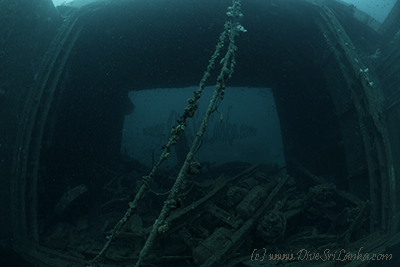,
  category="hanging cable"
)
[134,0,246,266]
[89,0,245,266]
